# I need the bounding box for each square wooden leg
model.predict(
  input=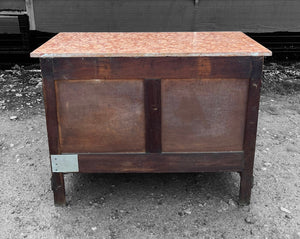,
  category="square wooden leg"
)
[51,173,66,206]
[239,171,254,205]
